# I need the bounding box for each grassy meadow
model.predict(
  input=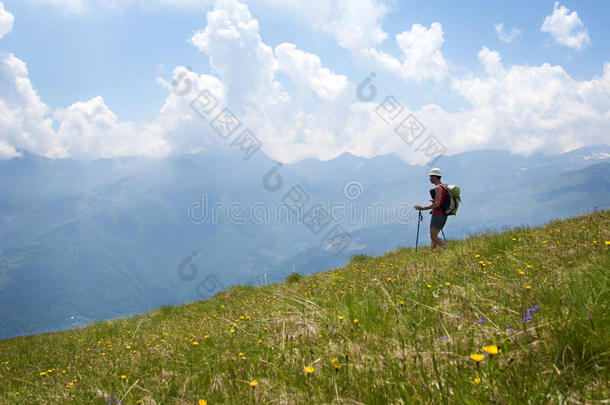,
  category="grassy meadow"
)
[1,210,609,404]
